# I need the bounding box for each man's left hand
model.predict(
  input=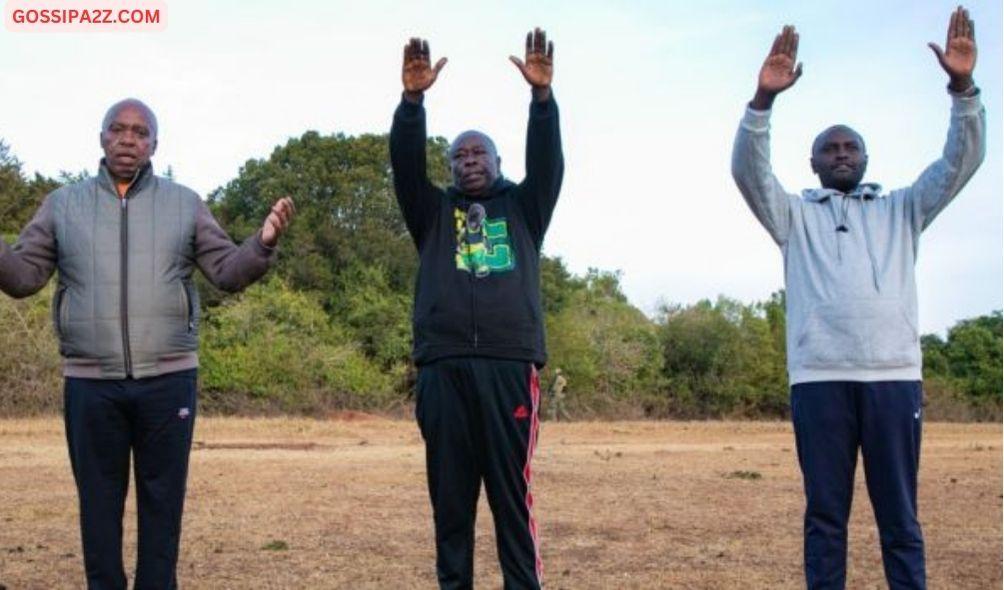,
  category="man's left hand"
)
[929,5,976,92]
[510,27,554,101]
[261,196,295,247]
